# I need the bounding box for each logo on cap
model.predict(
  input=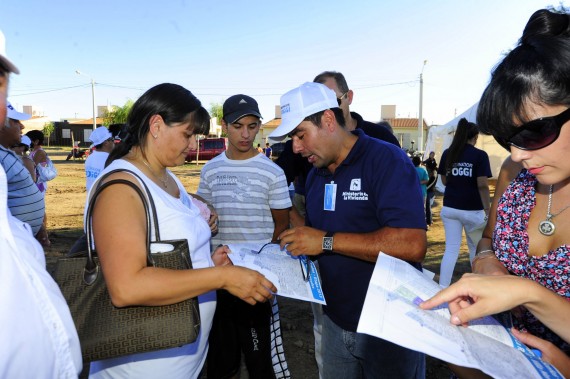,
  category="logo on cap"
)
[281,104,290,114]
